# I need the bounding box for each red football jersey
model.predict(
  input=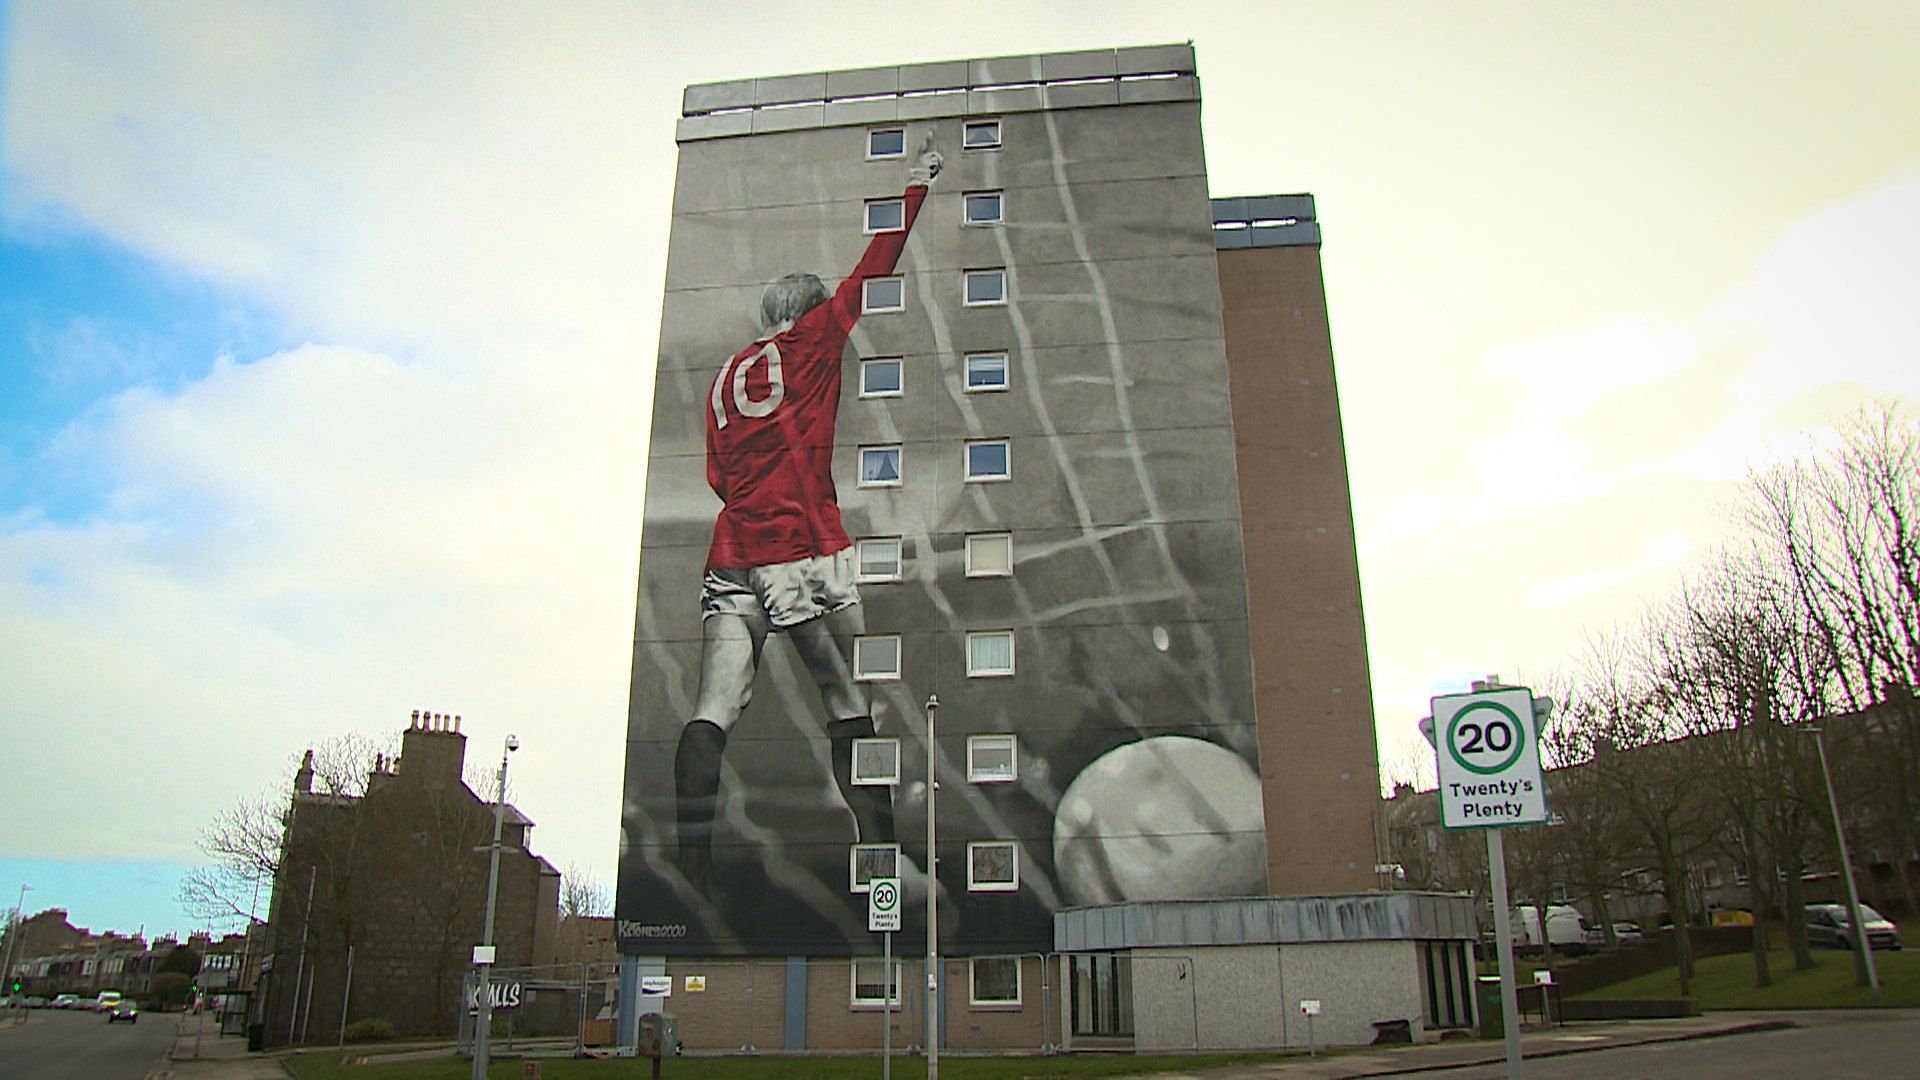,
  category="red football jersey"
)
[705,184,928,570]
